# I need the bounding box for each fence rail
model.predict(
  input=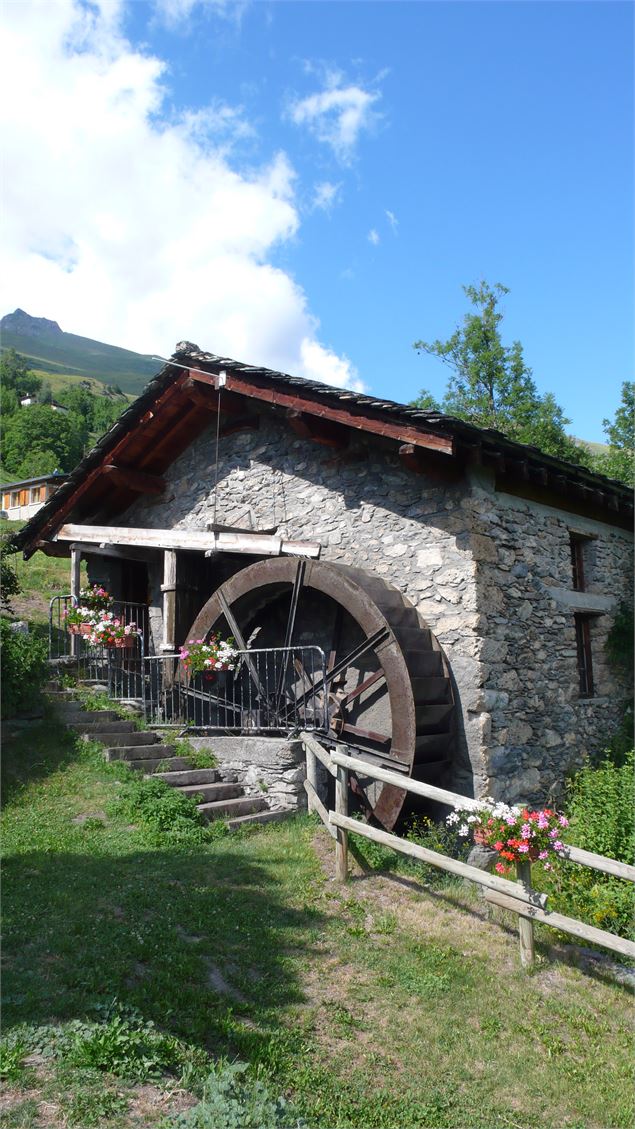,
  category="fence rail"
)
[300,732,635,968]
